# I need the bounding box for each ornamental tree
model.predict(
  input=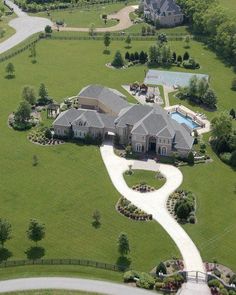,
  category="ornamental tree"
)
[27,219,45,245]
[118,232,130,256]
[0,219,12,248]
